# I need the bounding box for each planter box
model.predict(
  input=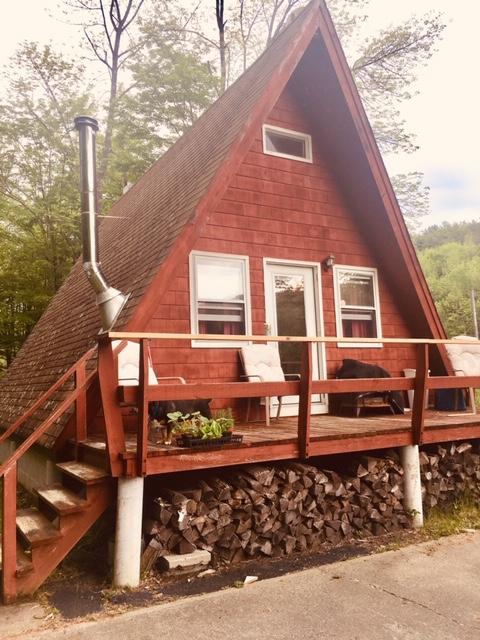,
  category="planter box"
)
[176,433,243,449]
